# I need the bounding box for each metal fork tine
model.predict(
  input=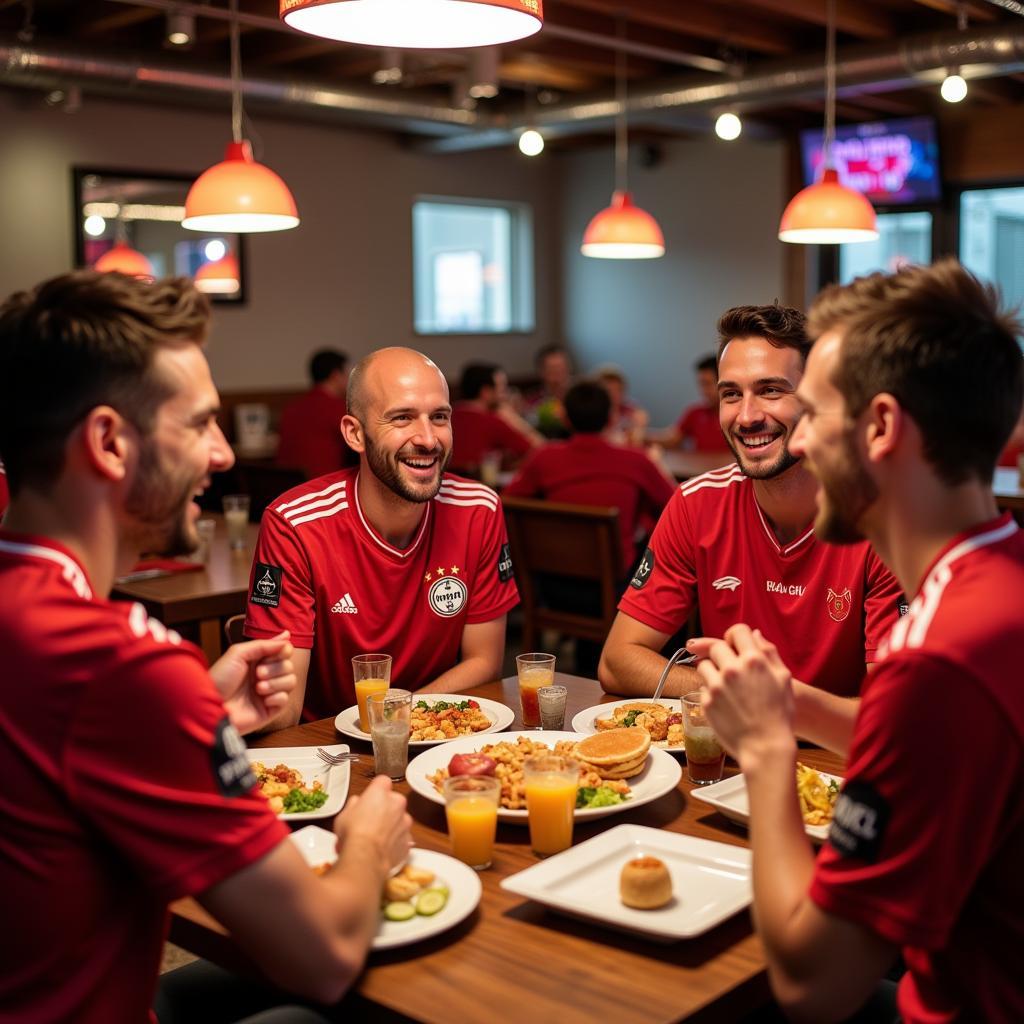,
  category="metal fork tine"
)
[315,747,358,765]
